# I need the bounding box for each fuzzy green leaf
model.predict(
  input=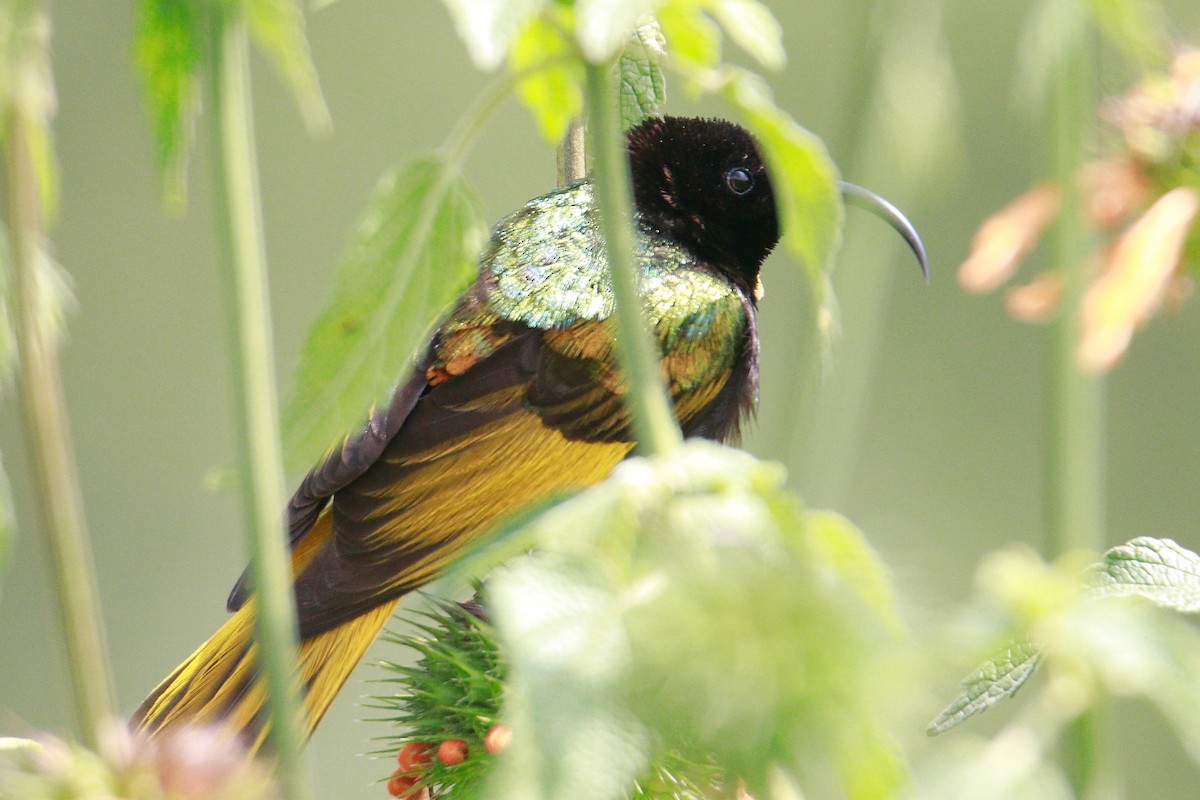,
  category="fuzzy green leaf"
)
[488,557,650,800]
[928,642,1042,735]
[1062,598,1200,764]
[617,22,666,131]
[709,0,784,70]
[806,510,901,633]
[717,68,842,295]
[134,0,203,207]
[656,2,721,68]
[280,156,484,476]
[510,15,584,142]
[238,0,329,130]
[442,0,546,70]
[1089,537,1200,612]
[1136,614,1200,764]
[575,0,656,64]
